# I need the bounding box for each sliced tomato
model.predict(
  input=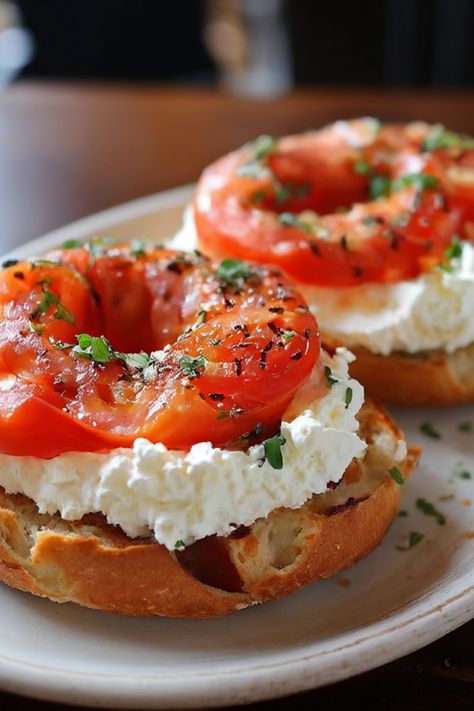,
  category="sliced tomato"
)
[0,248,319,457]
[194,120,471,287]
